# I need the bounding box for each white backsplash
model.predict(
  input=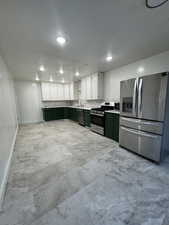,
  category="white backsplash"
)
[42,101,72,108]
[71,99,104,108]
